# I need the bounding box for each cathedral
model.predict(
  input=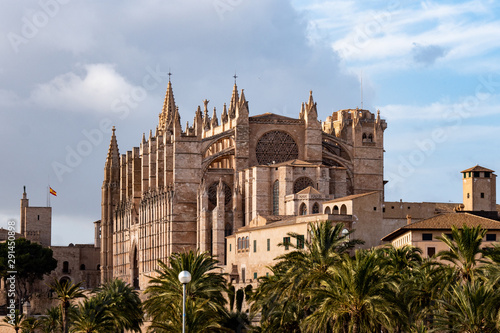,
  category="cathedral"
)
[100,80,387,288]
